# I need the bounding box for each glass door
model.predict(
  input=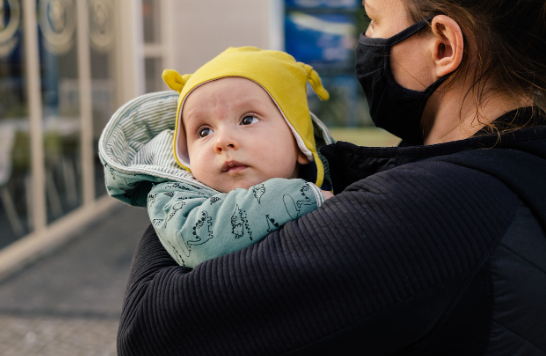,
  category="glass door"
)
[142,0,165,93]
[0,0,33,245]
[37,0,83,223]
[88,0,115,198]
